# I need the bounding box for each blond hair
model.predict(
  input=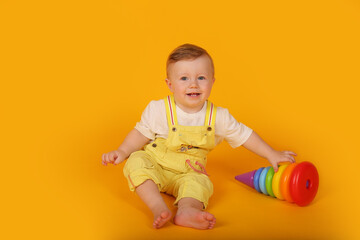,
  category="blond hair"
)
[166,43,214,77]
